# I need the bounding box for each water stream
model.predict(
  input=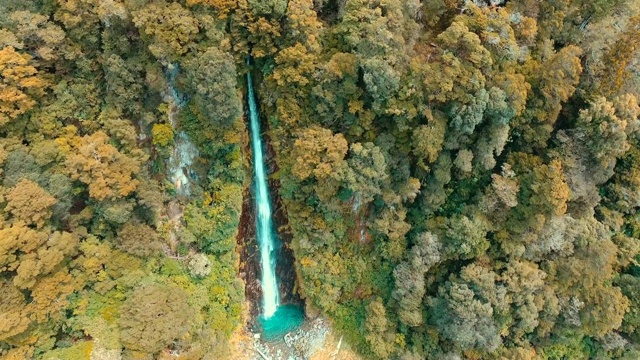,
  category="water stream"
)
[246,65,304,339]
[247,70,280,318]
